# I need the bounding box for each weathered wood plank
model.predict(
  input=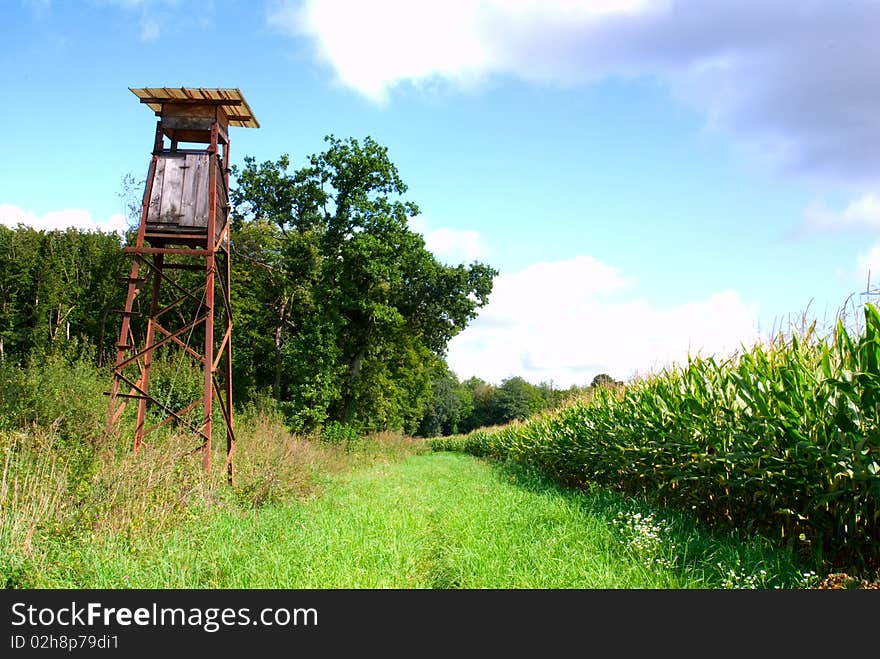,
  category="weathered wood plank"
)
[217,121,228,145]
[162,115,215,132]
[179,153,196,228]
[147,157,166,224]
[195,157,210,227]
[163,103,214,119]
[181,153,209,228]
[162,103,230,127]
[215,158,228,240]
[138,97,244,107]
[159,155,183,224]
